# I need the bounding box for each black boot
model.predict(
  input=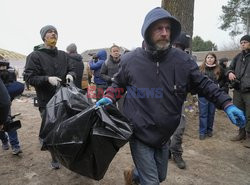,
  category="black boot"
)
[231,128,246,141]
[173,153,186,169]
